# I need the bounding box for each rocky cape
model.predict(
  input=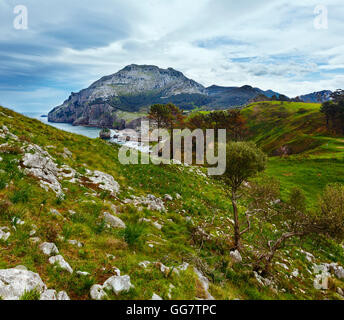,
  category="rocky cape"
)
[48,65,284,128]
[48,64,332,129]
